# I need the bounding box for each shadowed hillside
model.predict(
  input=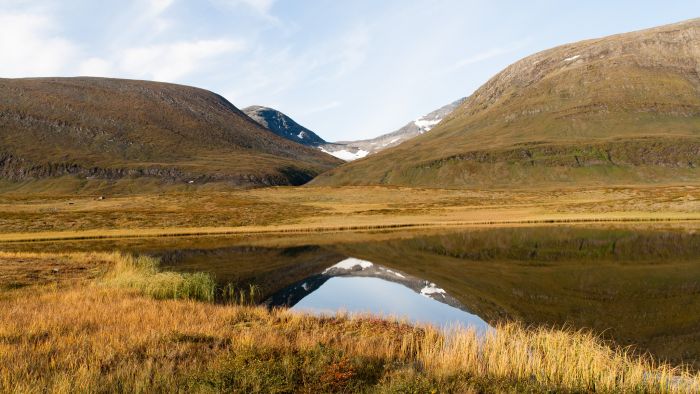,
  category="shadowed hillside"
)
[313,19,700,187]
[0,77,341,187]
